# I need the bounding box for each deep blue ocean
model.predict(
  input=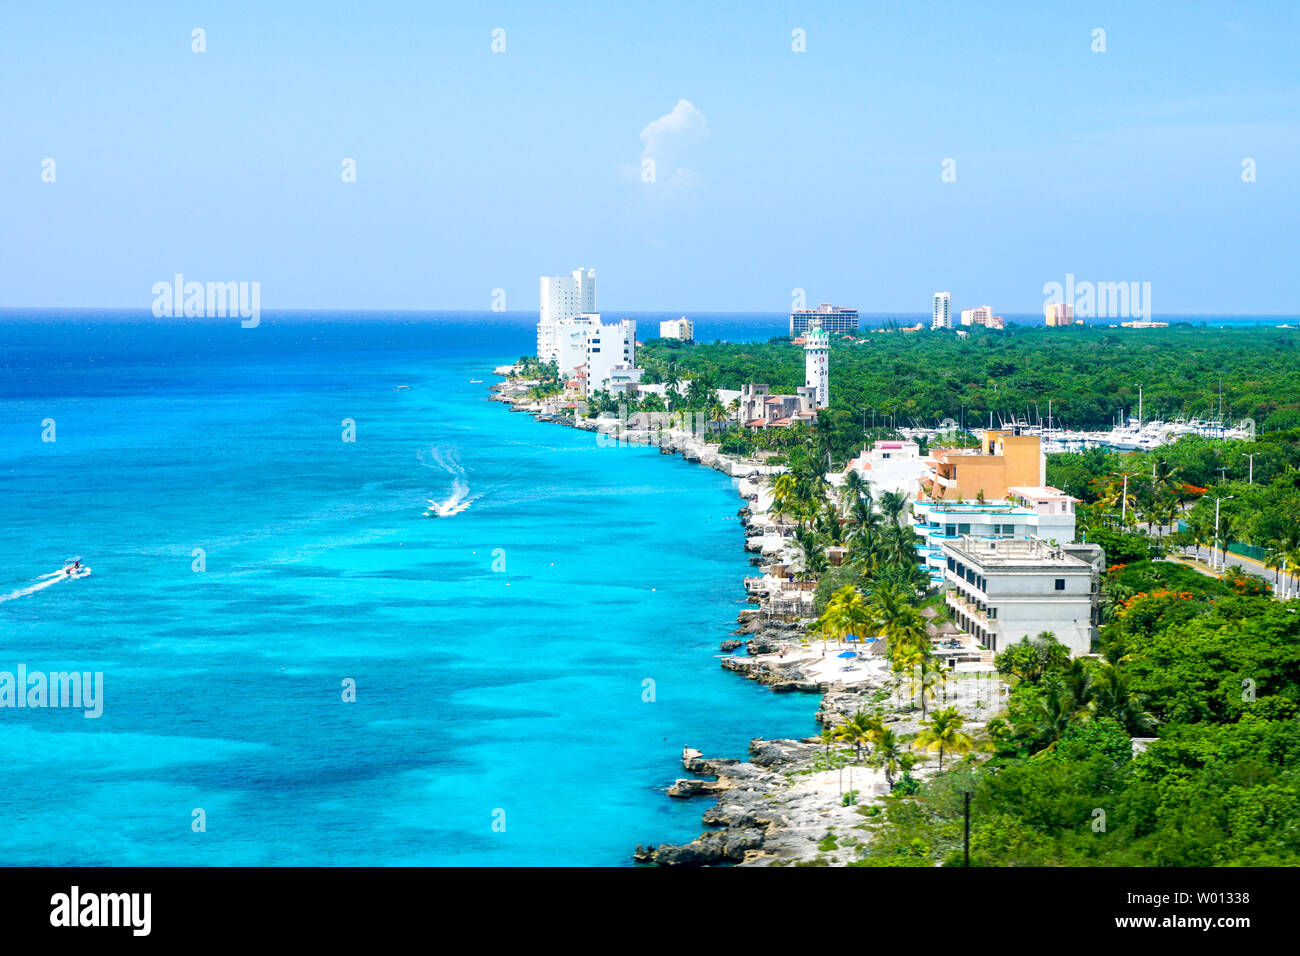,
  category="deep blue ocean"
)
[0,310,815,866]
